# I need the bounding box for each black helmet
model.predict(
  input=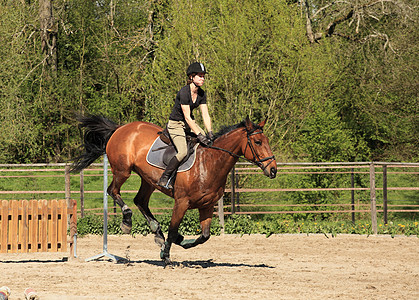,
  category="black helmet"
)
[186,62,207,76]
